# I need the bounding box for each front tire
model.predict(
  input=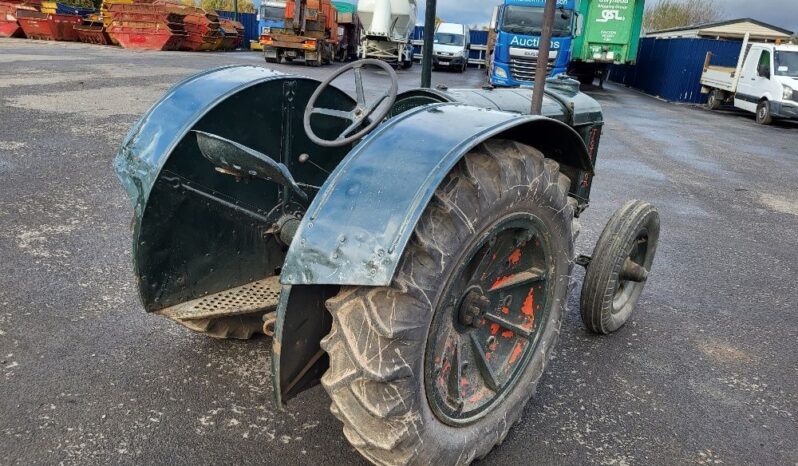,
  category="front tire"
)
[756,100,773,125]
[321,140,576,465]
[580,200,659,335]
